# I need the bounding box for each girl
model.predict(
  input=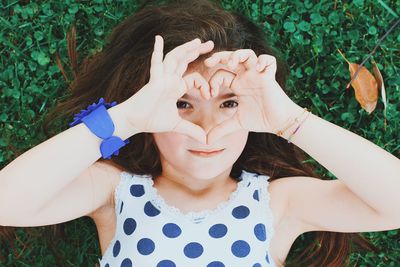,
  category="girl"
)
[1,0,399,266]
